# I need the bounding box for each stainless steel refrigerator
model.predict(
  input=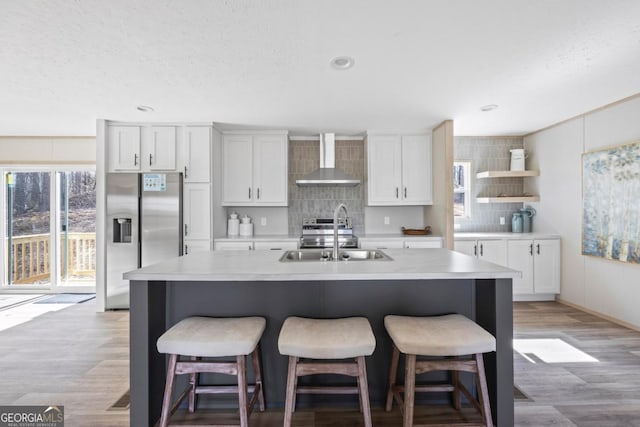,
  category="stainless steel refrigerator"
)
[106,173,183,309]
